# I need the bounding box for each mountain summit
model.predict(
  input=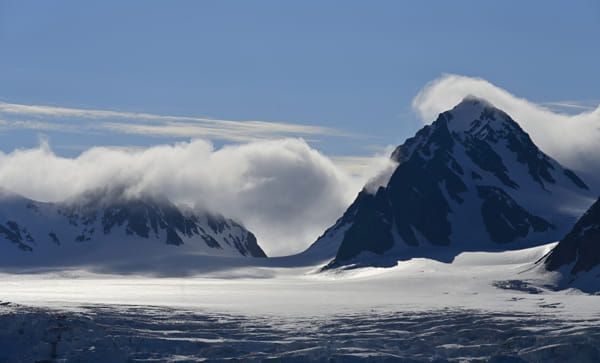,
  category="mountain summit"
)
[307,96,593,268]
